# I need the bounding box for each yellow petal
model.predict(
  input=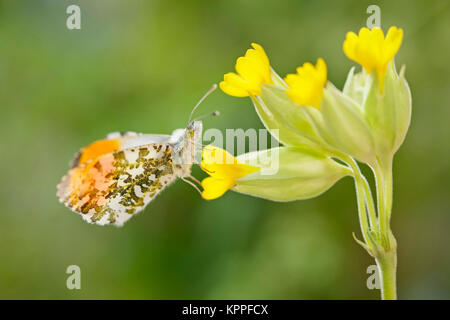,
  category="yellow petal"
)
[202,146,236,169]
[251,43,270,67]
[316,58,327,84]
[201,146,260,199]
[284,58,327,109]
[383,27,403,66]
[201,177,235,200]
[235,57,263,95]
[202,146,260,179]
[220,43,272,98]
[219,73,250,97]
[343,26,403,92]
[343,32,358,62]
